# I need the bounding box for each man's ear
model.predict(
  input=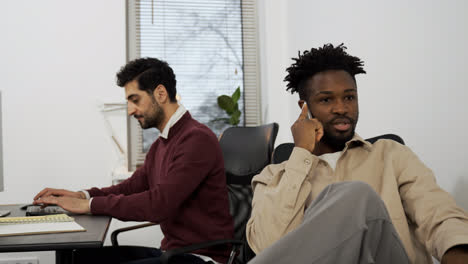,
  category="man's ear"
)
[153,84,168,104]
[298,100,305,109]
